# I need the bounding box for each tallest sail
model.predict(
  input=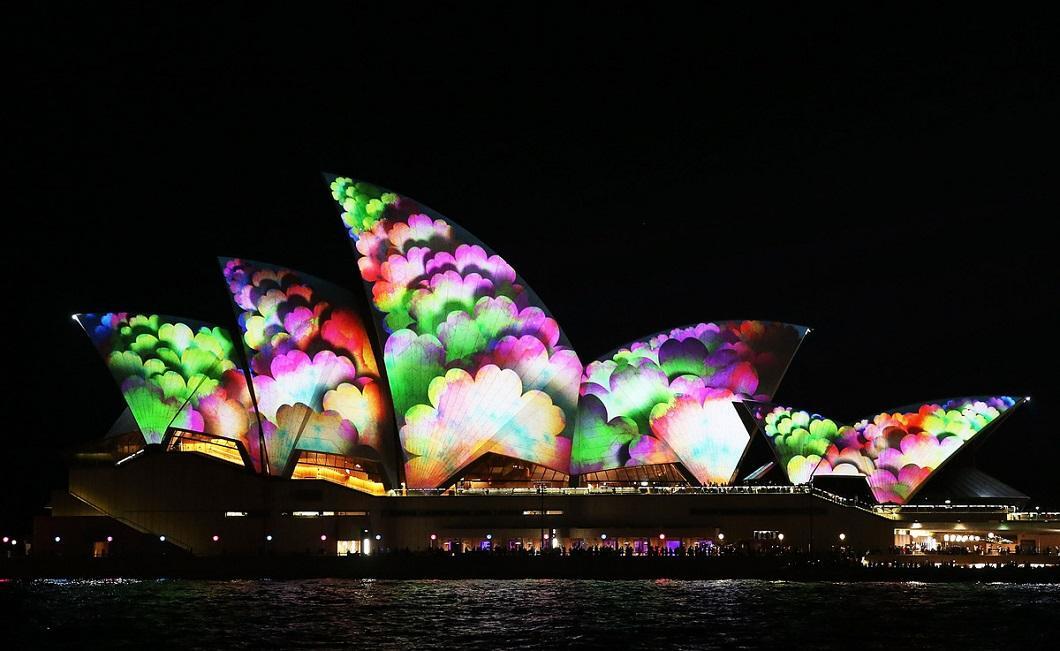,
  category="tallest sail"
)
[327,177,583,488]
